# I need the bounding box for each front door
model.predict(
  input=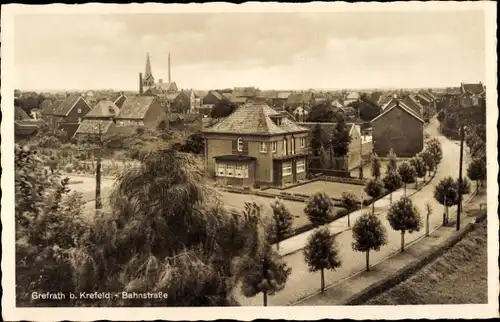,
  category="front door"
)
[273,160,282,187]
